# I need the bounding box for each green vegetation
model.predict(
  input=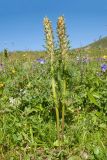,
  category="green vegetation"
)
[84,36,107,49]
[0,17,107,159]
